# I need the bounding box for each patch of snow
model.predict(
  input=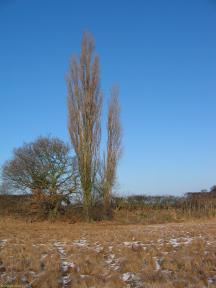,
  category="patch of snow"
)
[208,276,216,284]
[0,239,8,247]
[153,257,161,271]
[80,274,91,279]
[123,241,147,250]
[161,269,173,275]
[121,272,143,287]
[122,272,135,282]
[169,238,179,247]
[105,253,120,271]
[54,242,67,258]
[94,243,103,253]
[123,241,132,246]
[40,253,48,261]
[29,271,37,277]
[62,275,72,285]
[4,275,17,284]
[53,241,73,287]
[73,239,88,247]
[168,237,195,247]
[62,261,75,272]
[21,276,28,284]
[181,237,193,244]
